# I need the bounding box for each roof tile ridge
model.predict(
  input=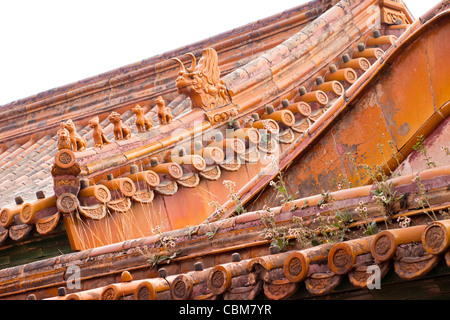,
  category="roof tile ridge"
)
[6,139,42,166]
[0,140,34,166]
[419,0,450,23]
[4,186,450,299]
[3,138,56,177]
[0,2,320,113]
[2,143,53,176]
[76,109,207,174]
[222,0,355,99]
[213,6,319,57]
[0,5,325,145]
[0,143,20,163]
[211,154,450,223]
[138,167,450,255]
[35,212,450,300]
[79,219,450,299]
